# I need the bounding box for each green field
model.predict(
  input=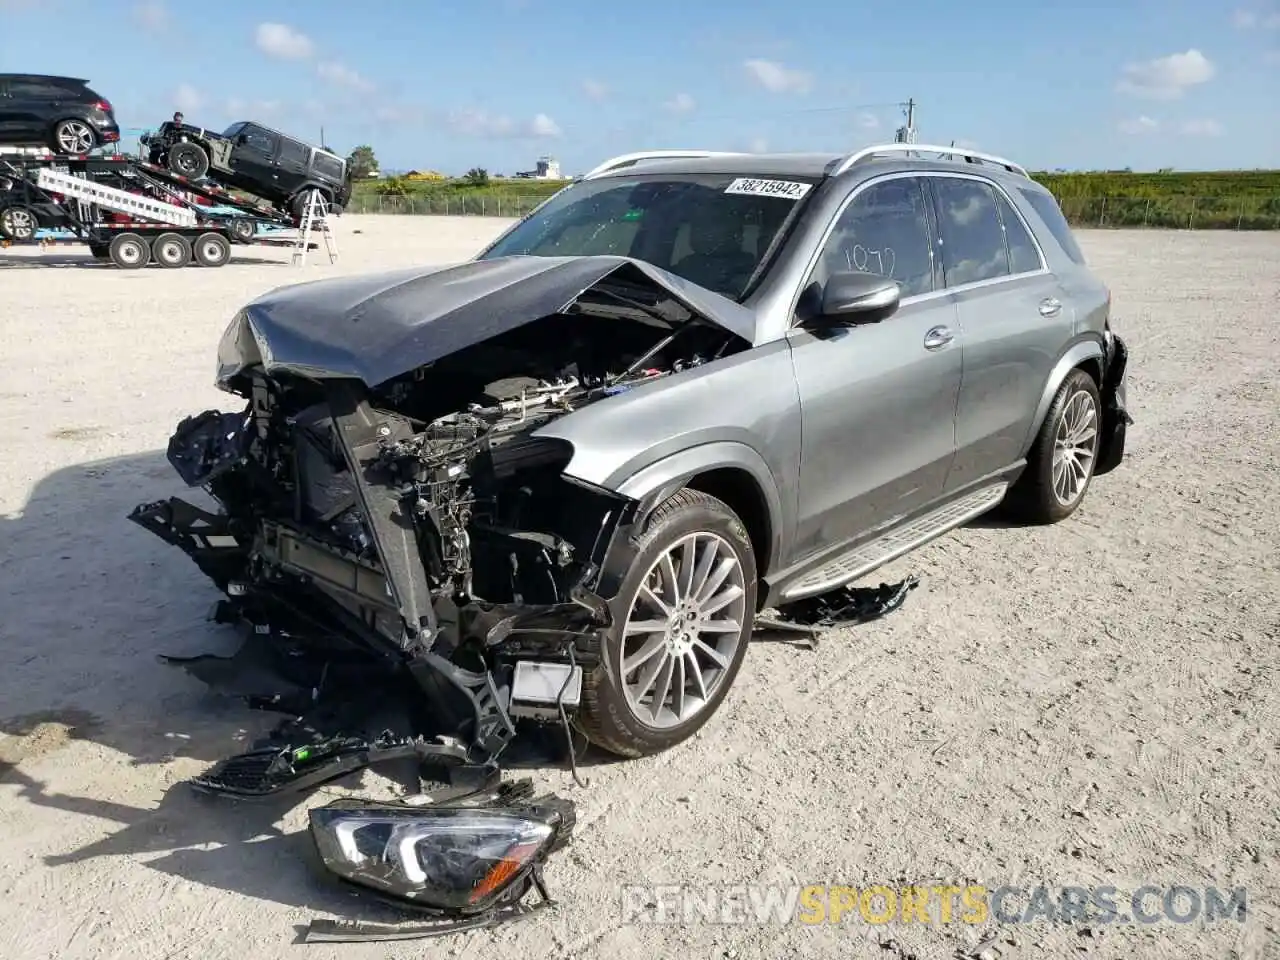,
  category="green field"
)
[349,169,1280,229]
